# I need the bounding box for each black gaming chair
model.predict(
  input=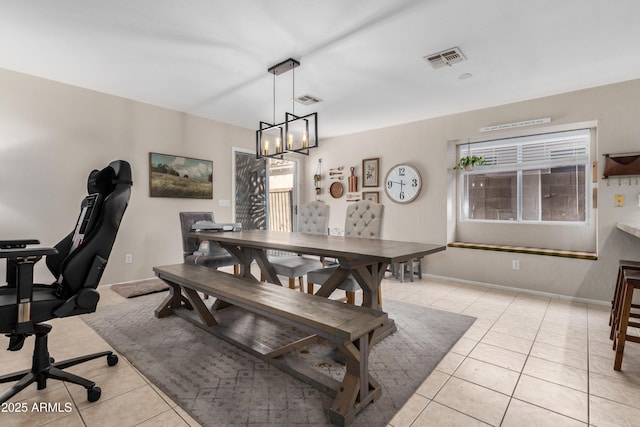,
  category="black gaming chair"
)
[0,160,132,404]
